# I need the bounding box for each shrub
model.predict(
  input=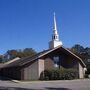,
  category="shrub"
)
[40,68,78,80]
[39,70,51,80]
[86,66,90,74]
[59,69,78,80]
[49,69,60,80]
